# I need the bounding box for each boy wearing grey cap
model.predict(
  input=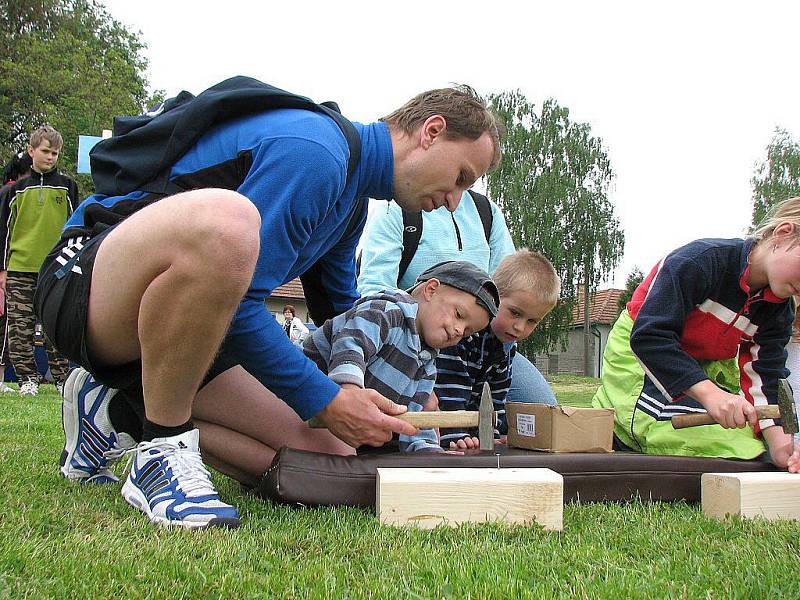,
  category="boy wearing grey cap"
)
[303,260,498,452]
